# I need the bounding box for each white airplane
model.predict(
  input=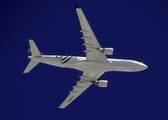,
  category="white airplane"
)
[23,5,148,109]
